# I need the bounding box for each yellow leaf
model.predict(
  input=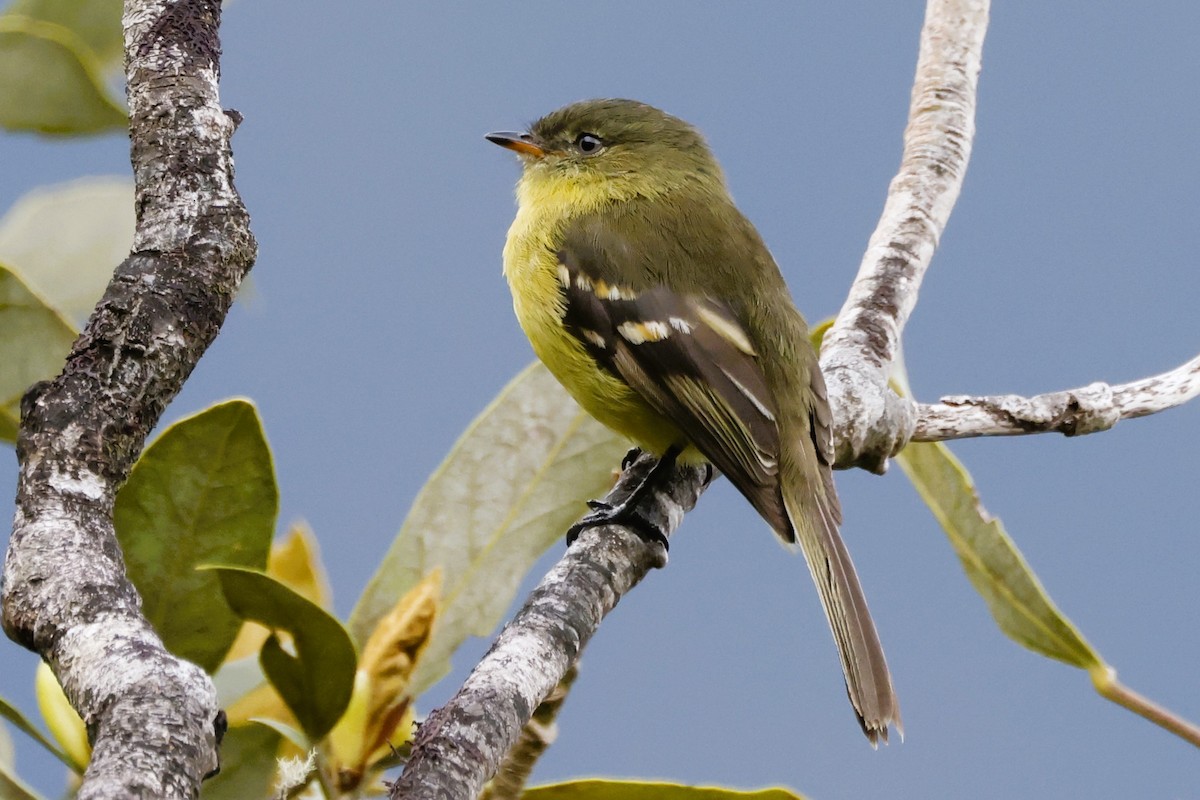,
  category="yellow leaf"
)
[34,662,88,771]
[359,568,439,757]
[330,569,441,789]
